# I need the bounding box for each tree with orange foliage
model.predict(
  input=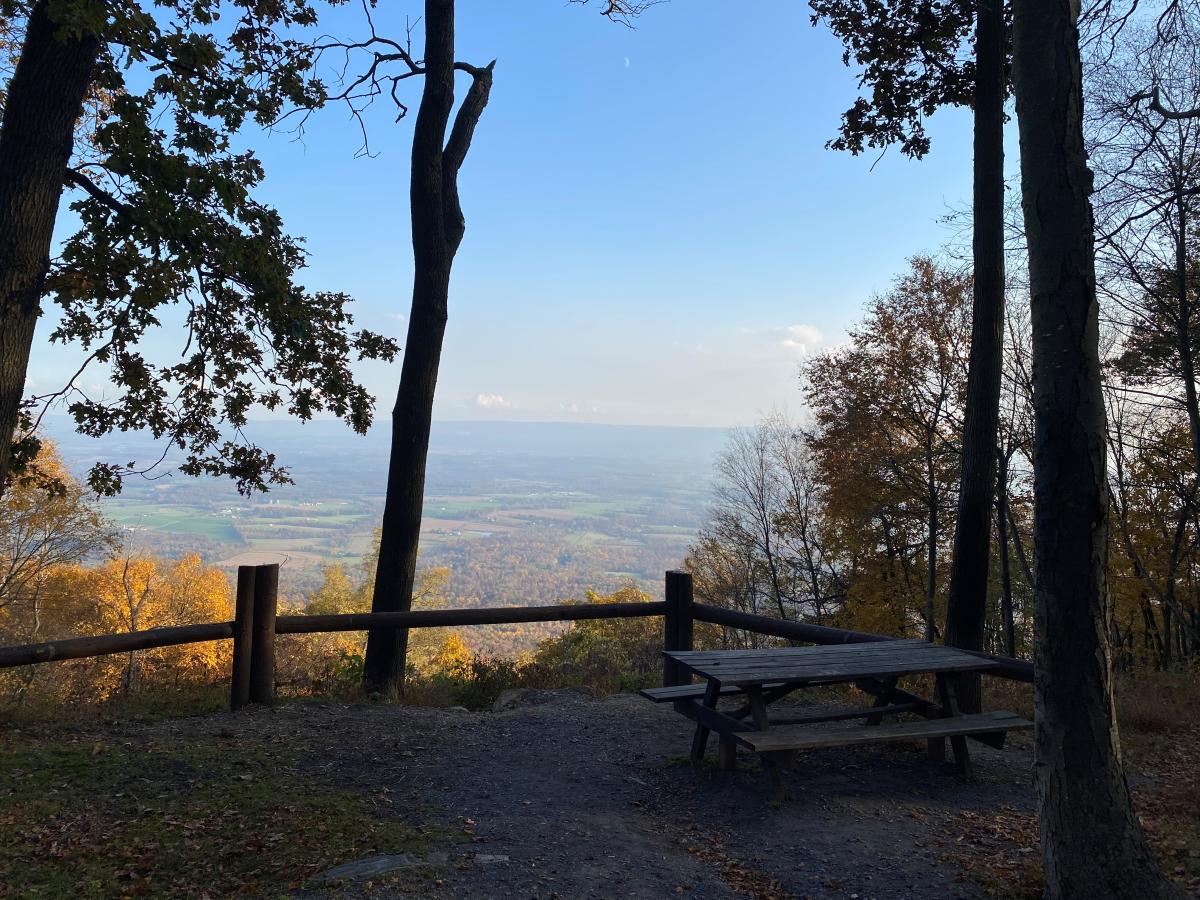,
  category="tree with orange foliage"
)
[0,439,111,632]
[86,553,232,694]
[803,257,971,640]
